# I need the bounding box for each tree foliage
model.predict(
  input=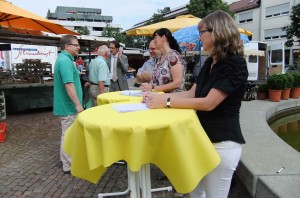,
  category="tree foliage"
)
[101,25,125,42]
[187,0,234,18]
[90,7,169,48]
[146,7,171,25]
[77,26,90,35]
[122,7,170,48]
[282,4,300,47]
[102,25,146,48]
